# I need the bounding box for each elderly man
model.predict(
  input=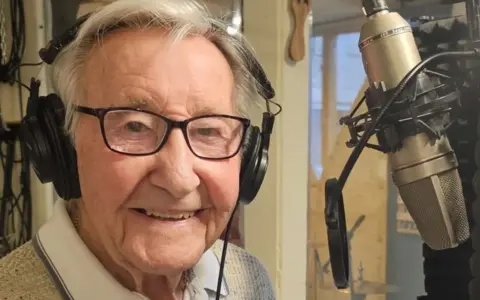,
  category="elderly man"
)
[0,0,277,299]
